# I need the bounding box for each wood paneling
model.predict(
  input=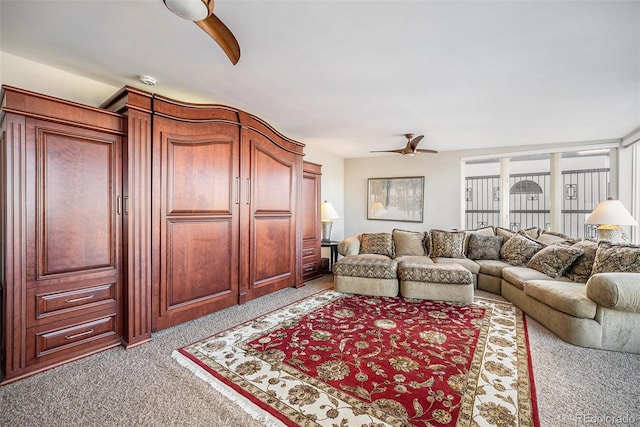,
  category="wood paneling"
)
[1,86,124,384]
[239,130,300,302]
[101,88,153,349]
[152,112,240,331]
